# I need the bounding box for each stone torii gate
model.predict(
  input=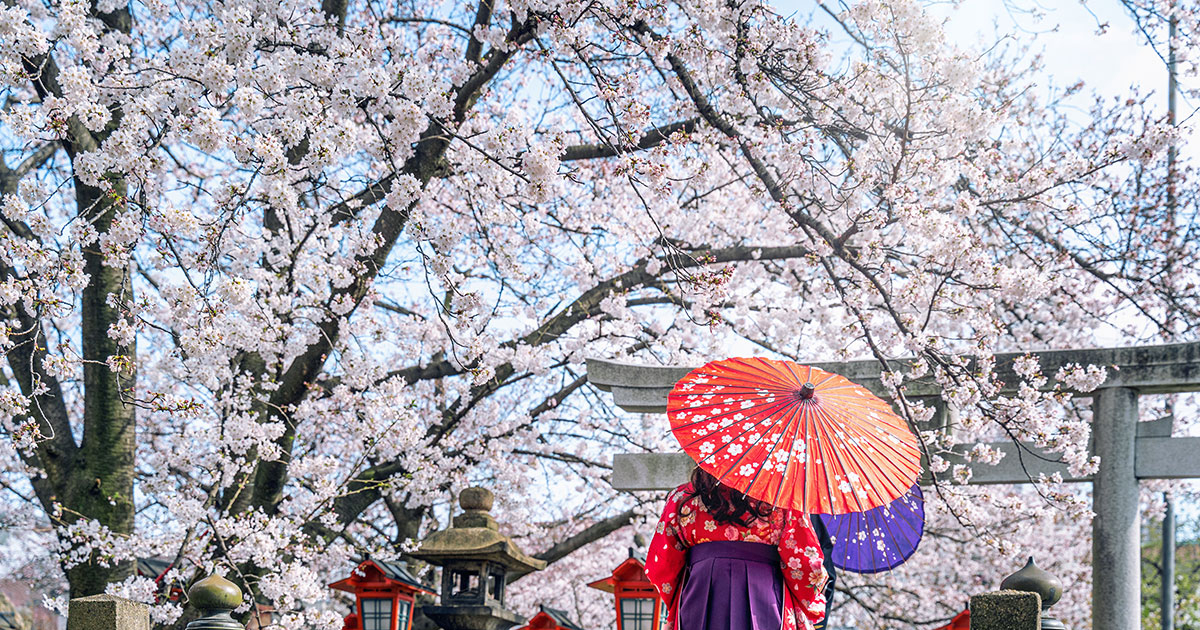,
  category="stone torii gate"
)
[586,342,1200,630]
